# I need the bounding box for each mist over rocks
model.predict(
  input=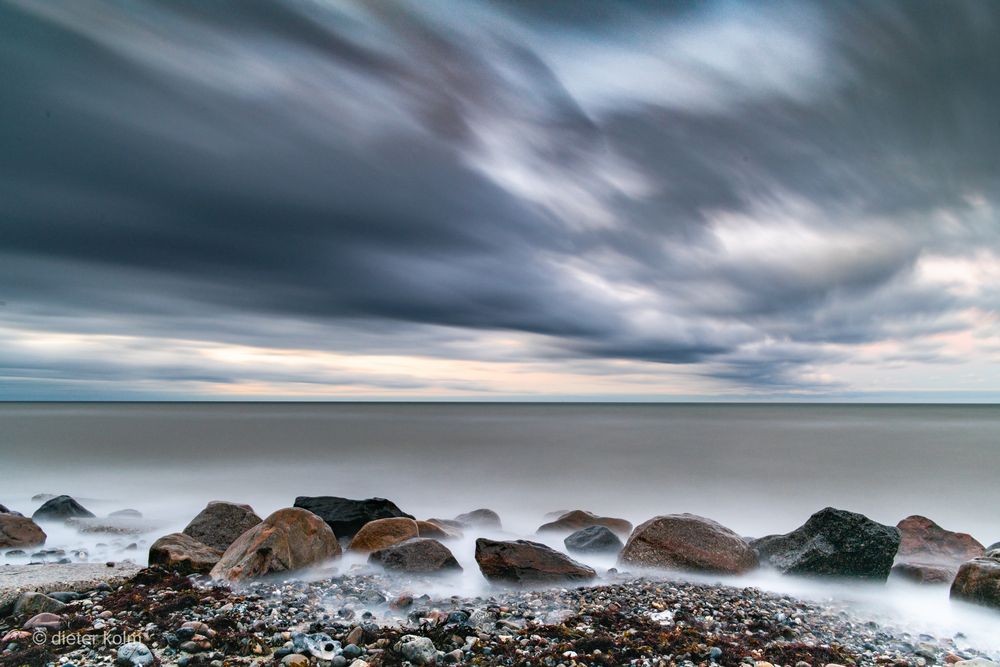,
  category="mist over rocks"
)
[619,513,758,574]
[537,510,632,537]
[754,507,900,580]
[293,497,413,538]
[32,495,95,522]
[564,525,624,555]
[183,501,262,552]
[453,509,502,530]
